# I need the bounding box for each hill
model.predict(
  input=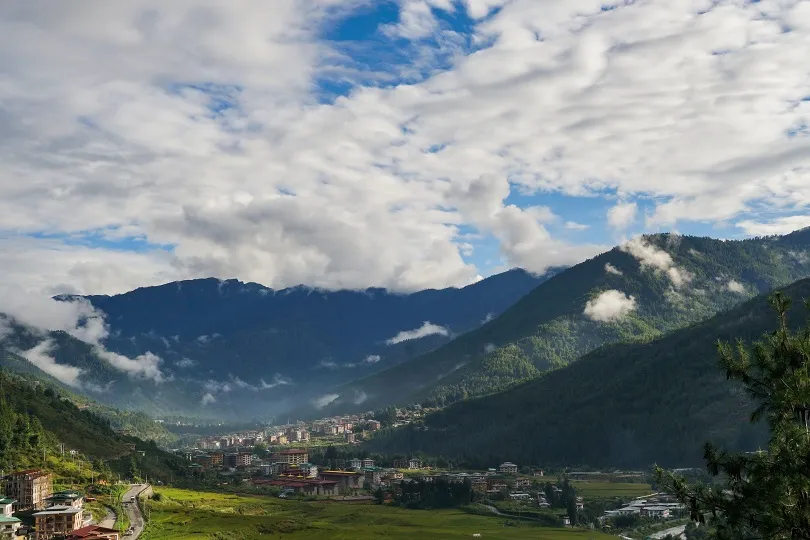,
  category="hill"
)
[327,229,810,414]
[365,277,810,468]
[0,367,187,482]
